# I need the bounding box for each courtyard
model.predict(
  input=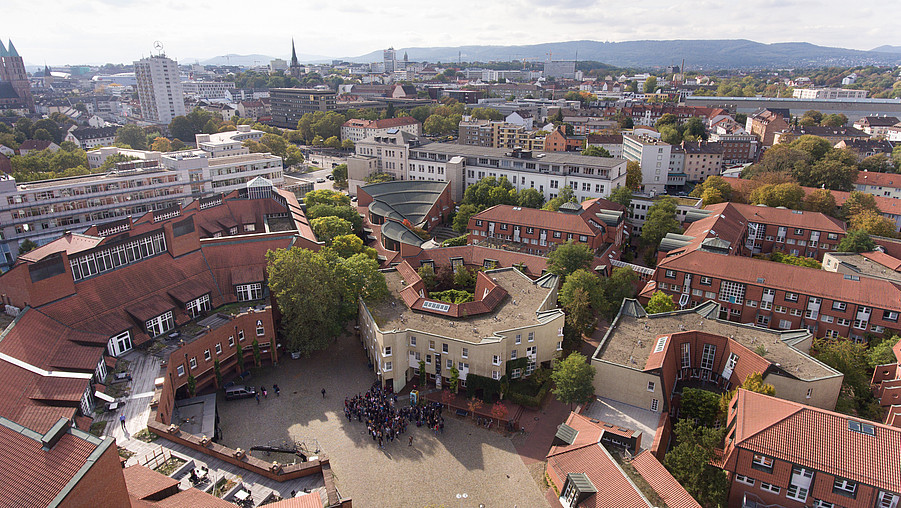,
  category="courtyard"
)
[216,331,550,508]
